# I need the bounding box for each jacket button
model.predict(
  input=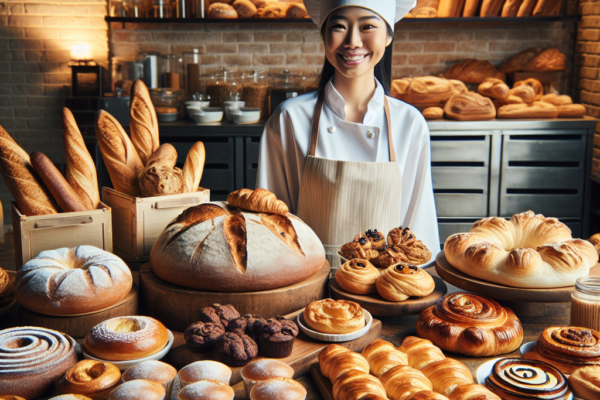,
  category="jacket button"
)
[328,127,336,133]
[367,131,375,139]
